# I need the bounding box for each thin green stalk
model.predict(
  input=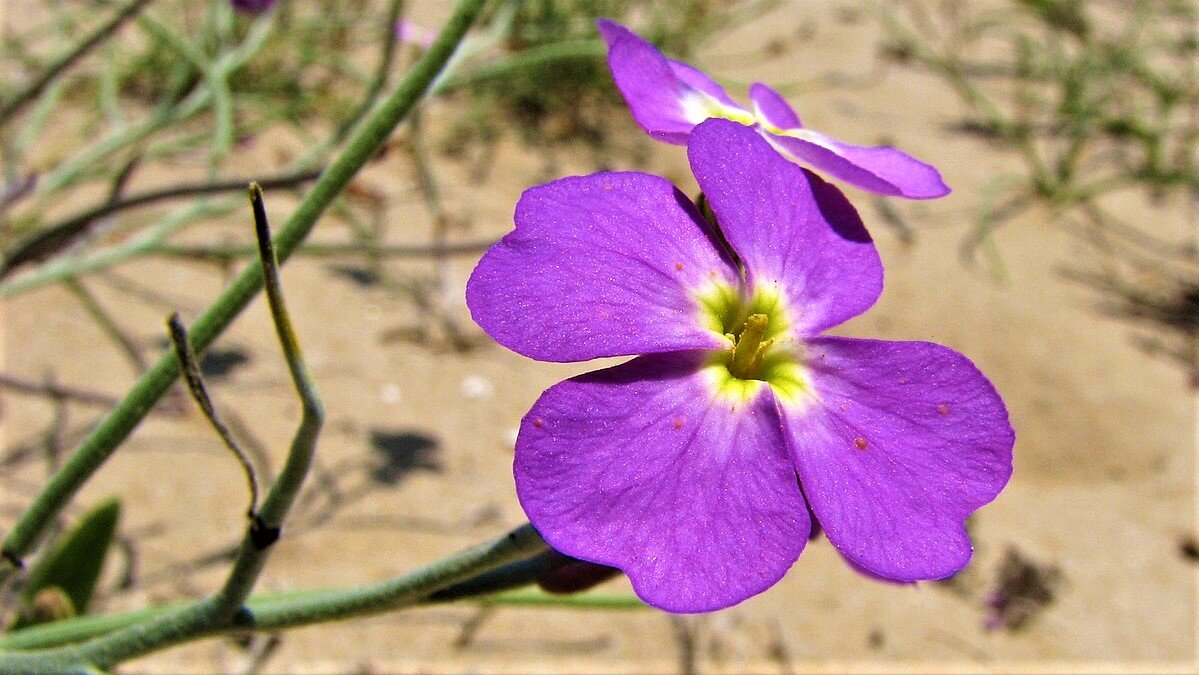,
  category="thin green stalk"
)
[221,9,277,70]
[0,0,487,586]
[3,547,553,651]
[13,80,65,161]
[68,187,331,675]
[0,525,544,670]
[432,39,605,95]
[0,564,638,653]
[207,14,278,170]
[0,167,320,279]
[426,552,554,602]
[0,372,127,410]
[134,14,233,171]
[208,75,235,169]
[38,86,212,193]
[2,605,170,651]
[135,14,209,73]
[0,0,156,125]
[479,588,644,609]
[64,279,148,373]
[98,44,125,127]
[34,13,228,192]
[225,525,544,630]
[0,199,233,298]
[167,314,260,516]
[293,0,508,169]
[427,0,517,95]
[407,109,457,331]
[206,183,324,617]
[4,551,652,657]
[212,0,236,49]
[331,0,406,144]
[151,238,497,262]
